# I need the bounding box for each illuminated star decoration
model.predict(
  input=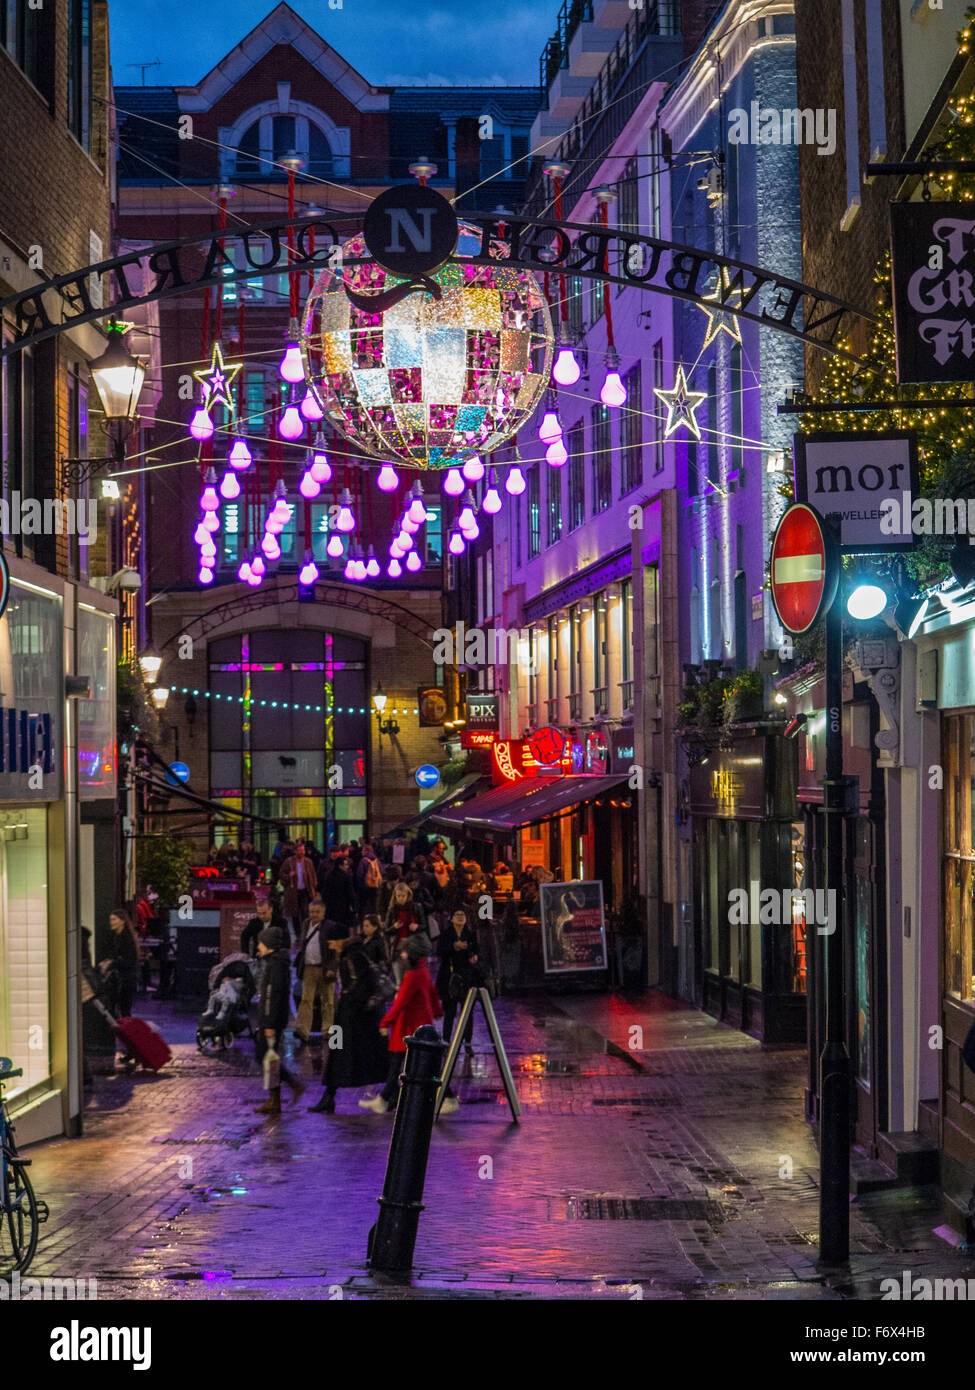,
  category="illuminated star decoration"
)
[698,266,743,347]
[654,364,707,440]
[193,341,242,414]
